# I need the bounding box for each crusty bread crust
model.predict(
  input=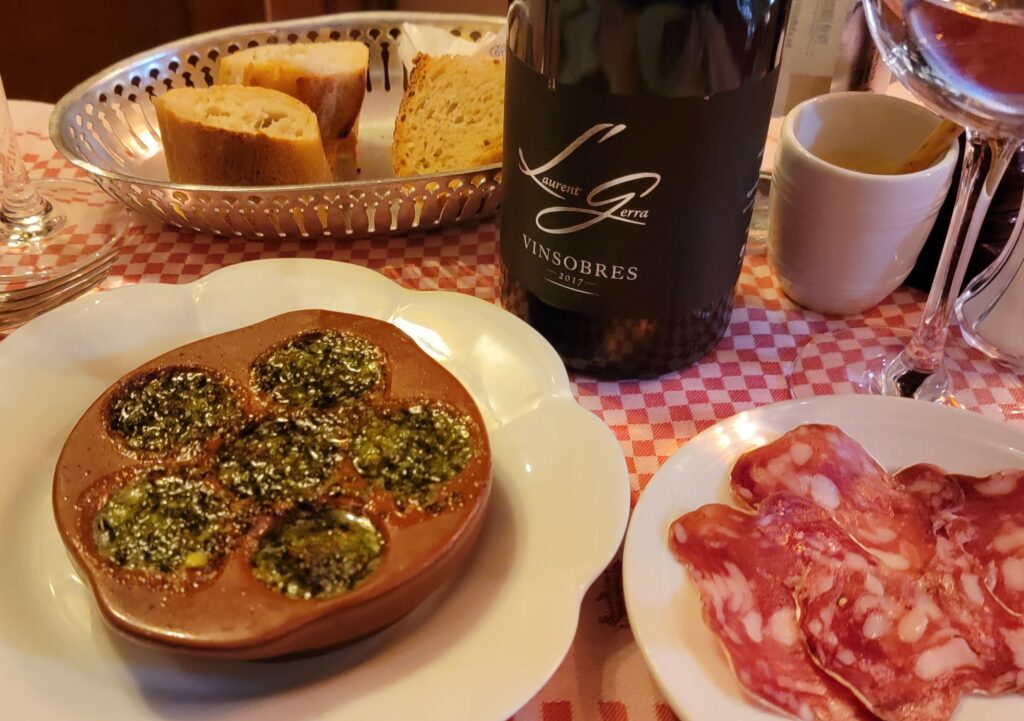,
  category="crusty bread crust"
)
[219,42,368,180]
[392,53,504,177]
[154,86,332,186]
[332,119,360,180]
